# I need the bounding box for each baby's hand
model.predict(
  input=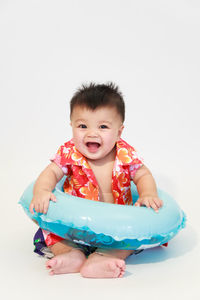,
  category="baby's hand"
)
[29,190,57,214]
[135,195,163,213]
